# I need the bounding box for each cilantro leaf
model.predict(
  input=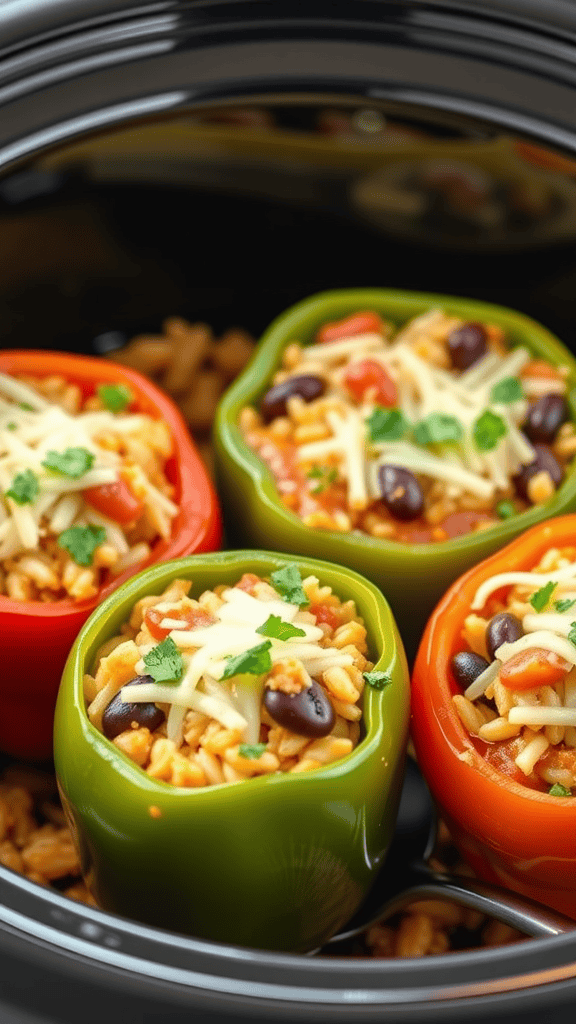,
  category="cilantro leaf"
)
[413,413,463,446]
[239,743,267,759]
[221,641,272,680]
[363,670,391,691]
[529,581,556,612]
[549,783,572,797]
[473,410,507,452]
[491,377,524,404]
[256,614,306,641]
[496,500,516,520]
[306,465,338,495]
[97,383,134,413]
[42,447,95,478]
[143,637,183,683]
[271,564,310,606]
[19,402,34,412]
[6,422,16,431]
[366,407,409,444]
[5,469,39,505]
[555,598,576,613]
[568,622,576,647]
[57,524,106,566]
